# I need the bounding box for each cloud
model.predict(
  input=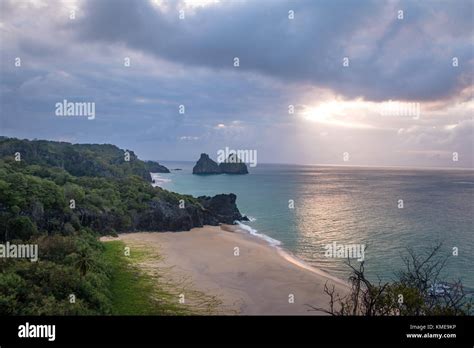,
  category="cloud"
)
[0,0,472,167]
[73,0,473,101]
